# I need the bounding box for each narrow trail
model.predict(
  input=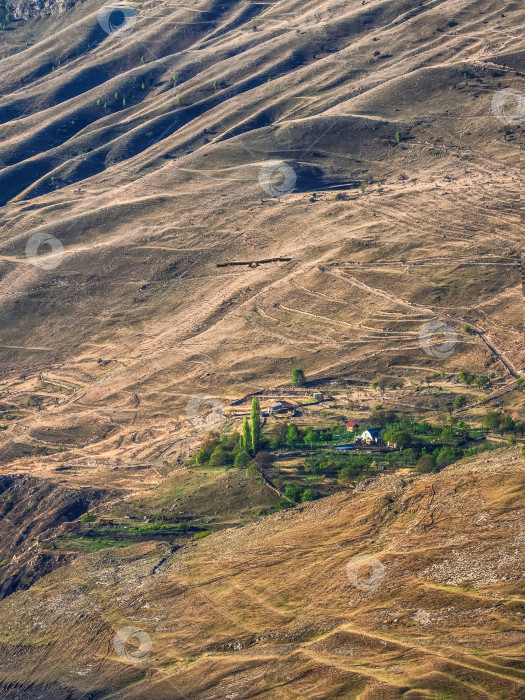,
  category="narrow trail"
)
[156,439,183,464]
[278,303,366,330]
[325,268,435,316]
[324,268,522,377]
[298,629,523,691]
[333,258,520,267]
[440,318,521,378]
[475,332,519,378]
